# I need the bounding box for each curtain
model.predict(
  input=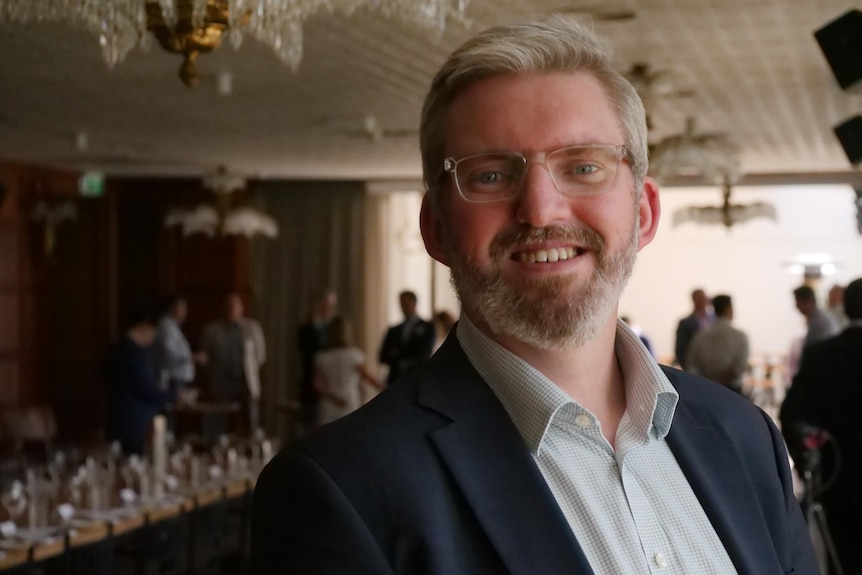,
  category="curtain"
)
[250,181,365,441]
